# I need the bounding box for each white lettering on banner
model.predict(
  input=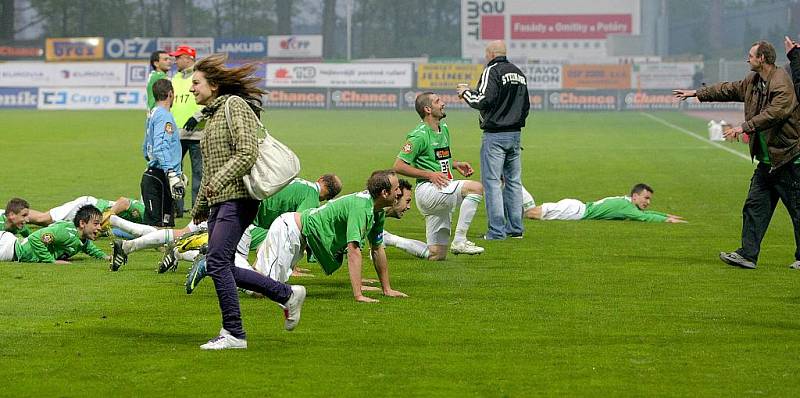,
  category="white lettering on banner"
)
[0,91,37,107]
[106,38,155,59]
[37,87,146,110]
[217,42,265,53]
